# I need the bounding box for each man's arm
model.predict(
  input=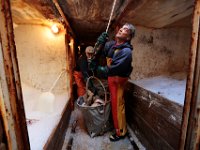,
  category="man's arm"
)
[91,32,109,59]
